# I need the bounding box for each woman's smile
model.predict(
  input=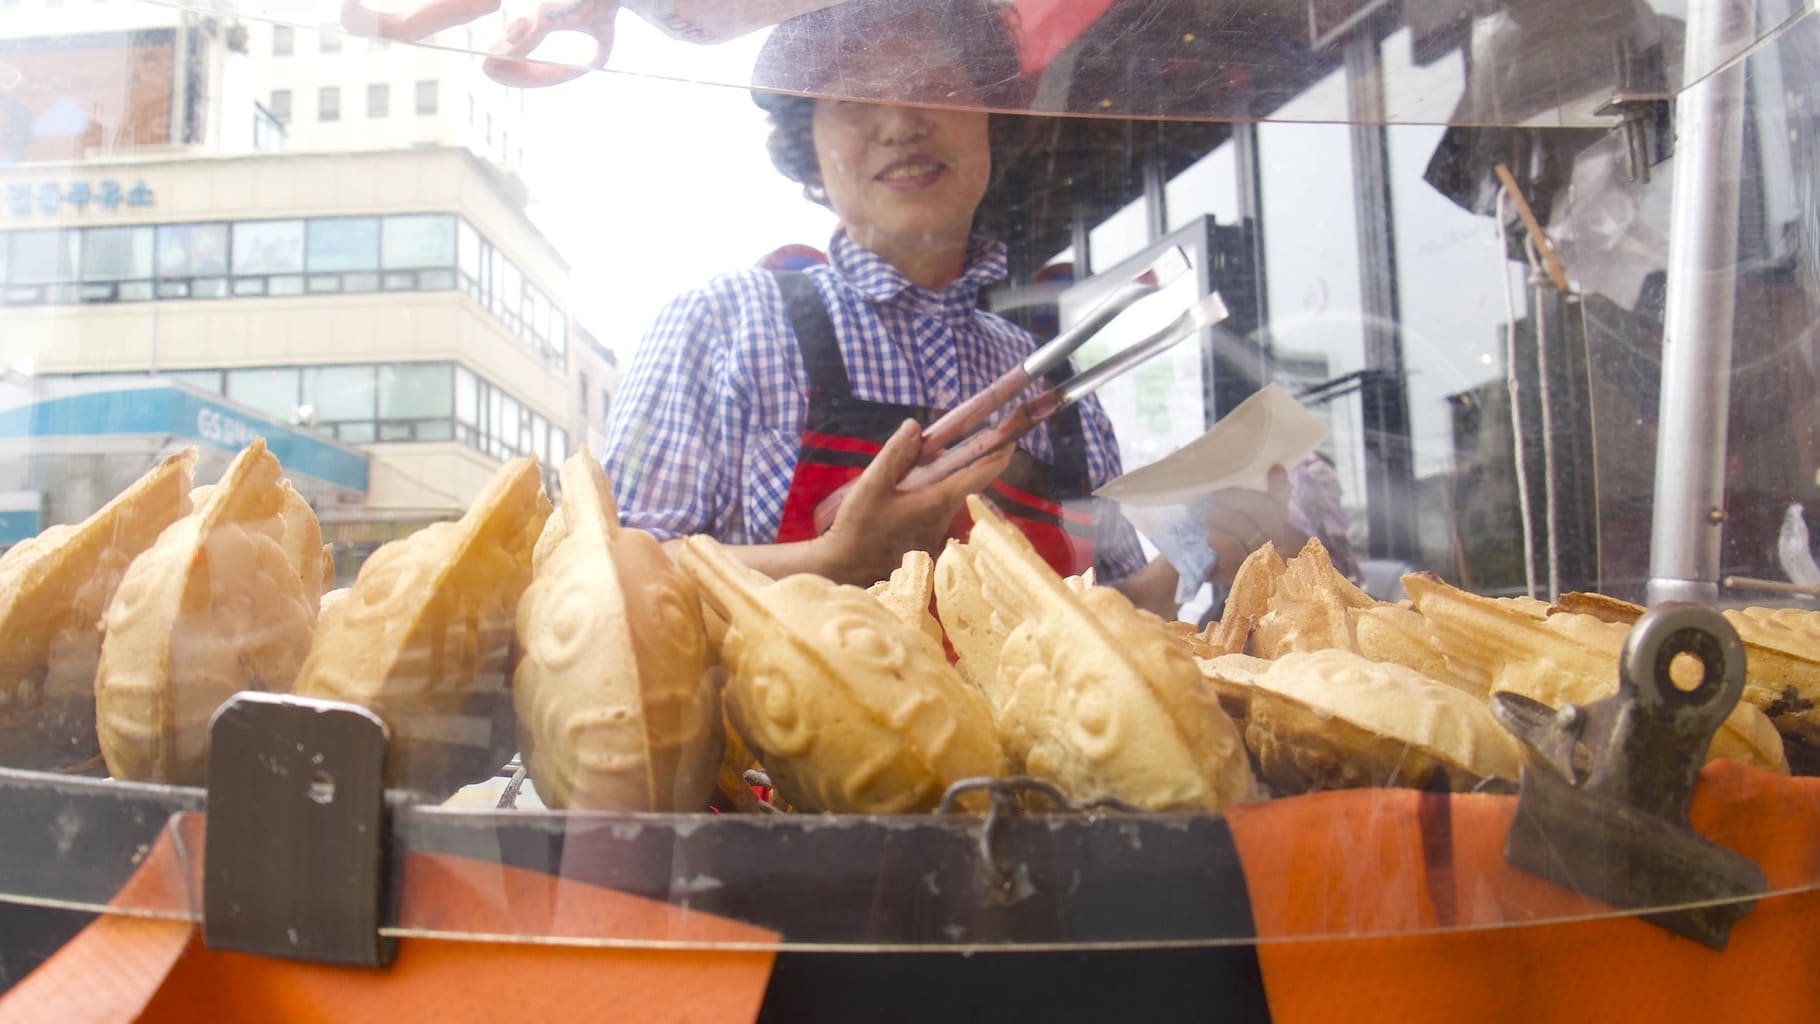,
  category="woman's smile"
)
[875,155,948,189]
